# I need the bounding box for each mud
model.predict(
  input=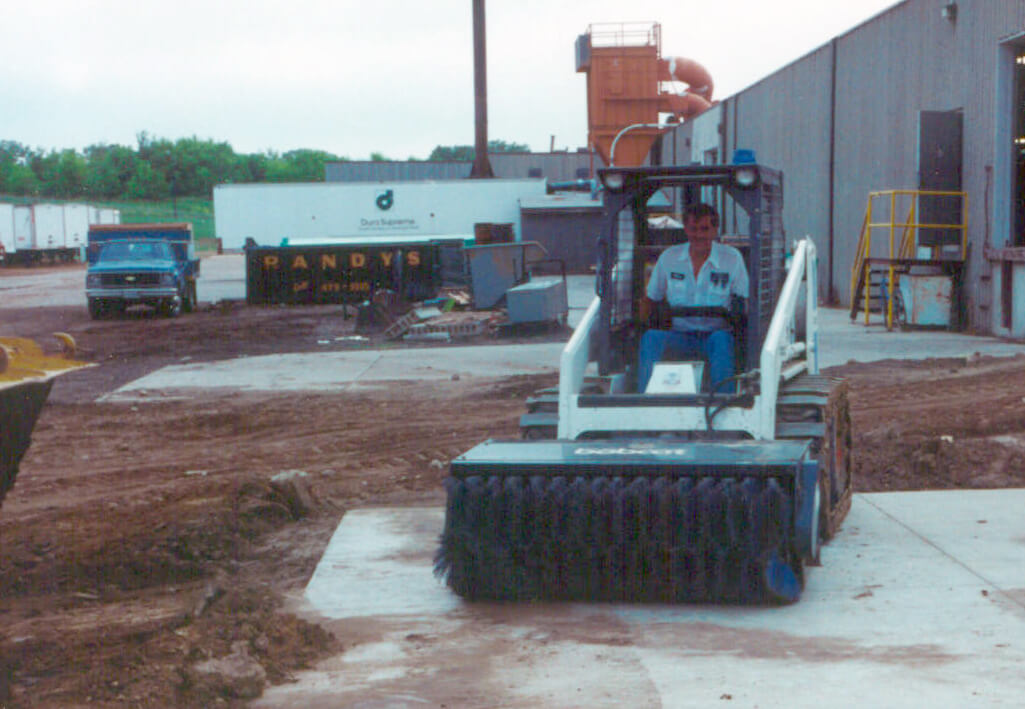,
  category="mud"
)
[2,271,1025,705]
